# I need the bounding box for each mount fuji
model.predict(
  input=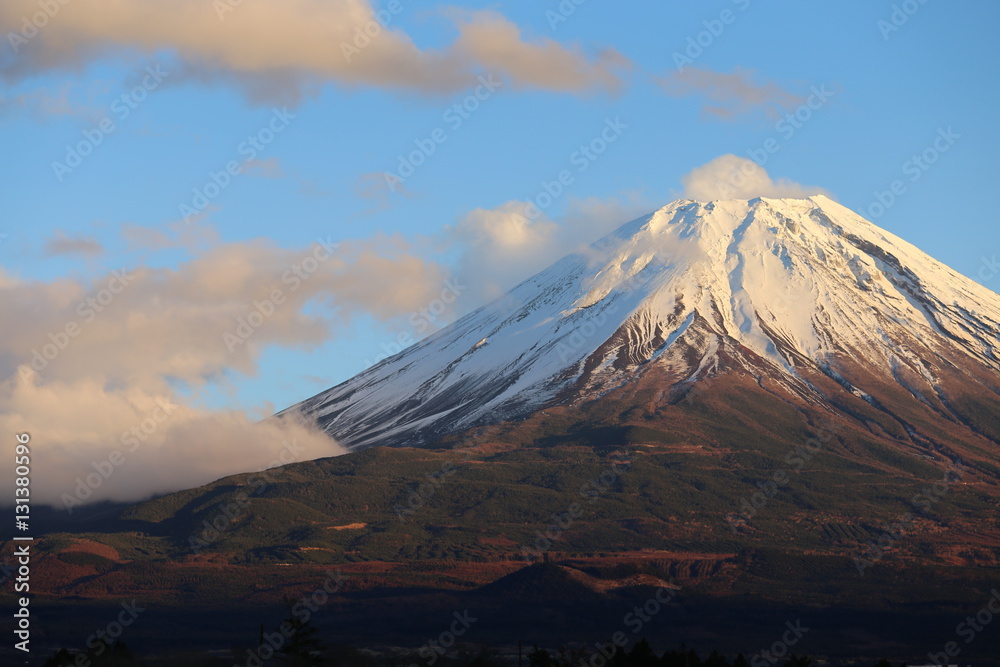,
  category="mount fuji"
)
[284,195,1000,455]
[34,196,1000,662]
